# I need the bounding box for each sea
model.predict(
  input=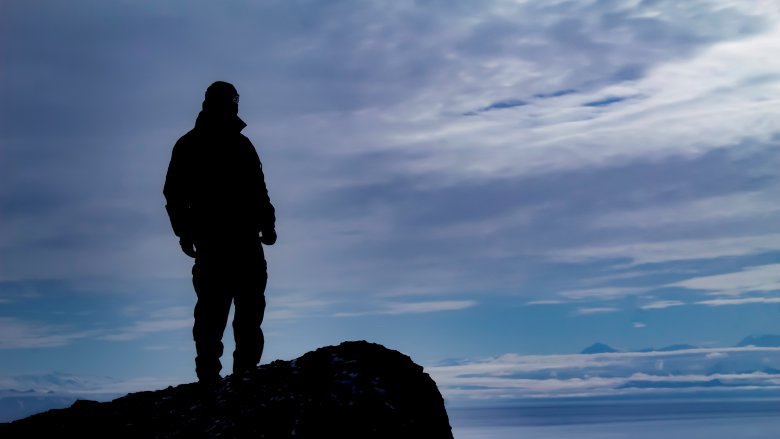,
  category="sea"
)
[448,399,780,439]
